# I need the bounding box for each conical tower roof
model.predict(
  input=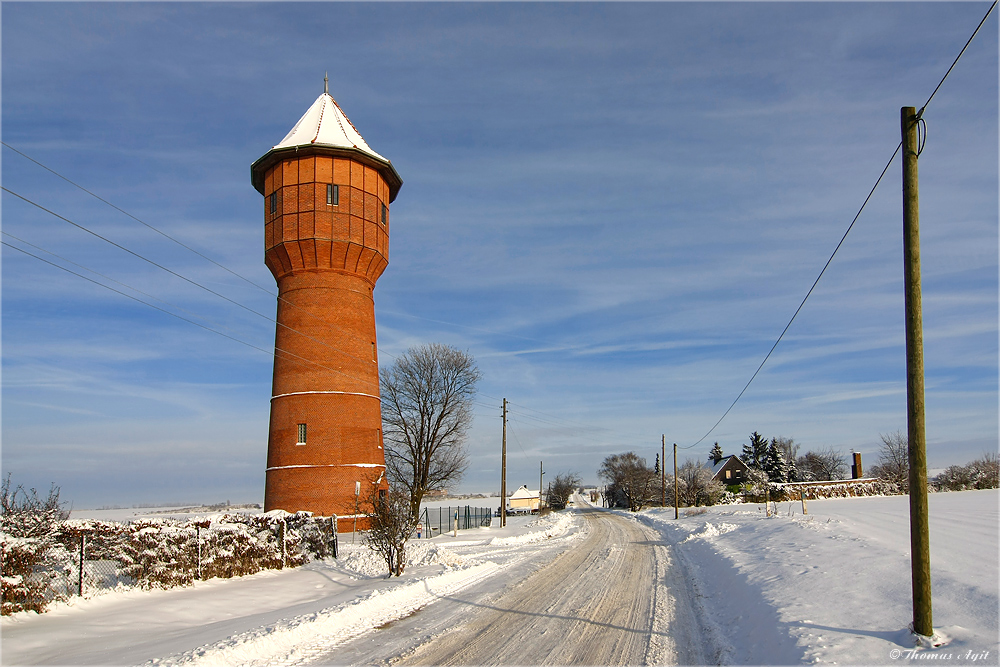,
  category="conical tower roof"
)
[274,92,388,163]
[251,84,402,202]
